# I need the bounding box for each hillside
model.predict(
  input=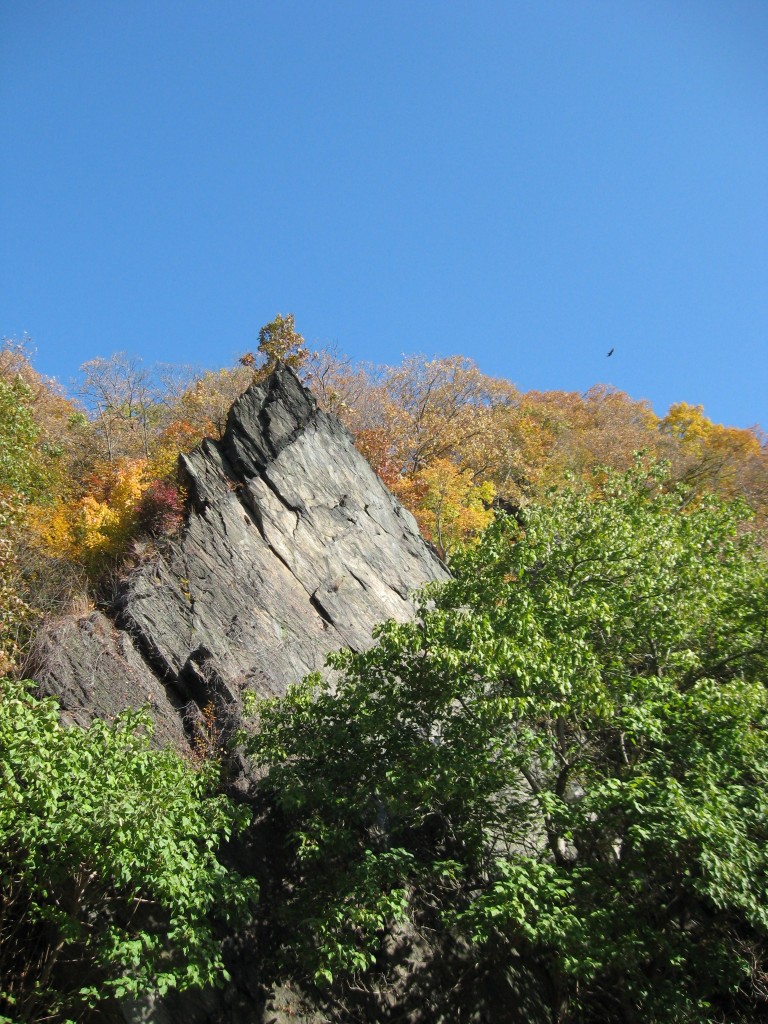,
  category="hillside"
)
[1,326,767,1024]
